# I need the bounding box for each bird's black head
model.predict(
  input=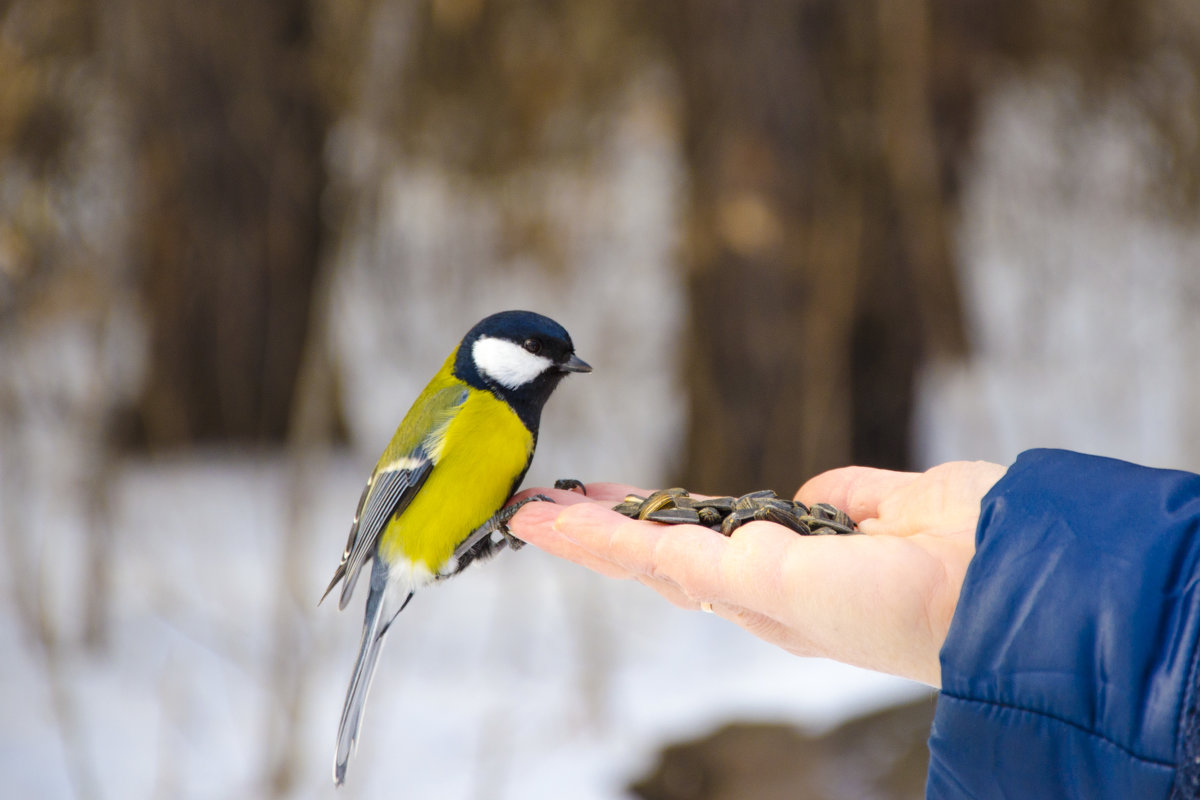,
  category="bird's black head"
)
[454,310,591,432]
